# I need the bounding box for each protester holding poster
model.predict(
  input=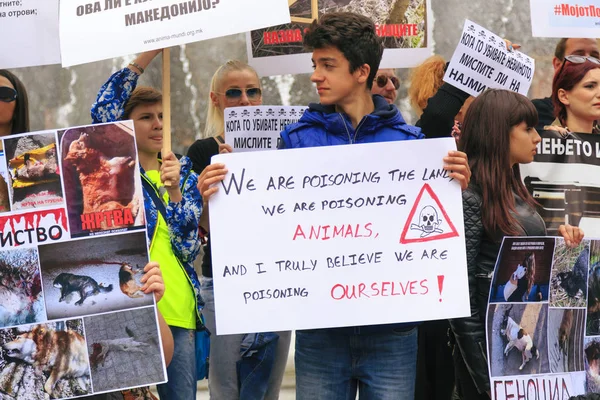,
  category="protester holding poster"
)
[90,51,203,400]
[189,60,292,400]
[521,56,600,238]
[371,69,400,104]
[453,89,583,399]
